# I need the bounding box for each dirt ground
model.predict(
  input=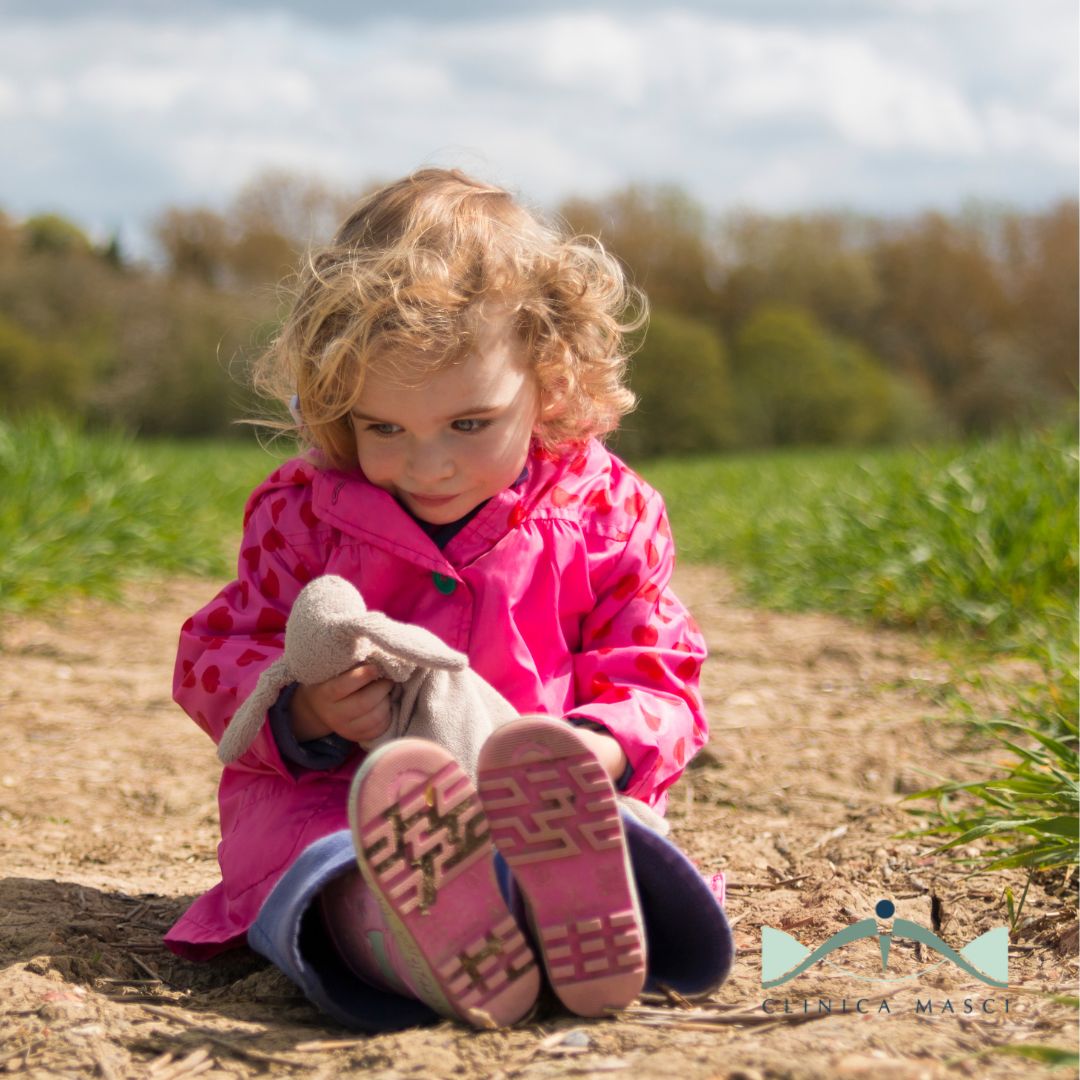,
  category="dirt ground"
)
[1,565,1076,1080]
